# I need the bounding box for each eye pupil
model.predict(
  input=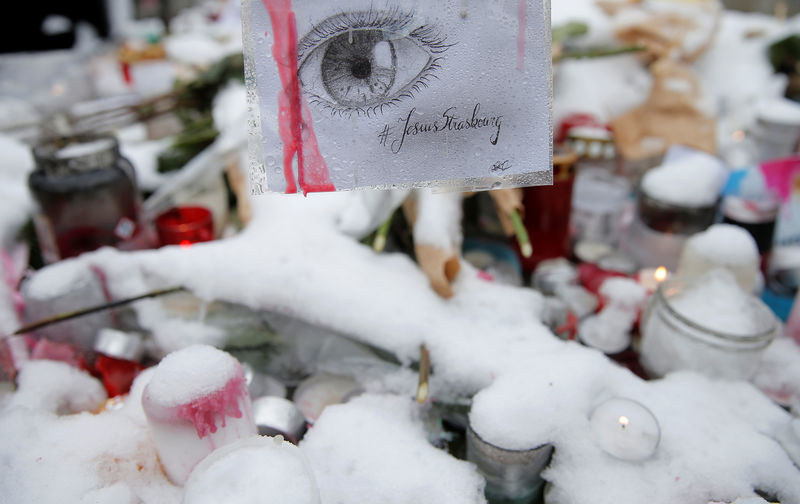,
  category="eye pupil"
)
[320,30,397,108]
[350,58,372,80]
